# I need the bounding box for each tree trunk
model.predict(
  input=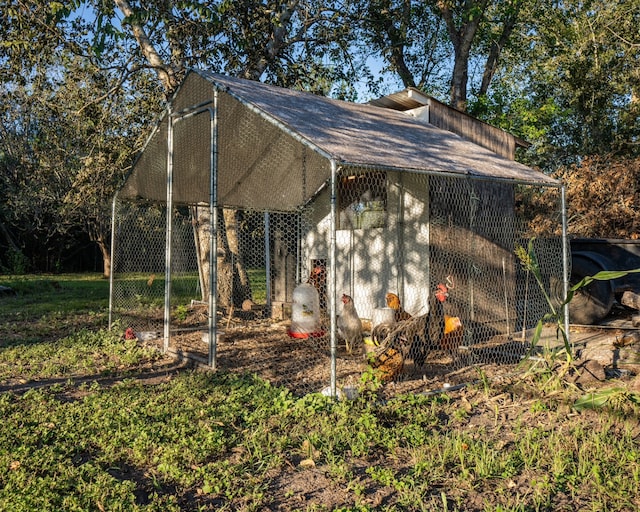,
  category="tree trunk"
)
[450,50,470,111]
[193,205,212,301]
[193,206,251,311]
[96,237,111,279]
[223,208,253,306]
[381,0,416,89]
[271,214,297,304]
[0,220,20,253]
[113,0,180,94]
[479,8,520,97]
[193,205,231,306]
[438,0,488,111]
